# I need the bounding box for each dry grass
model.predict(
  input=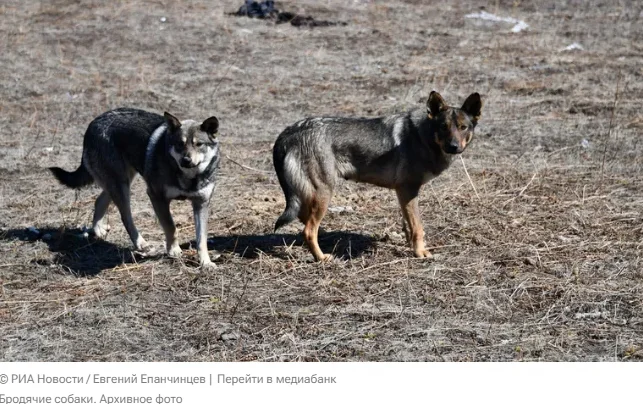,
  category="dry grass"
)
[0,0,642,361]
